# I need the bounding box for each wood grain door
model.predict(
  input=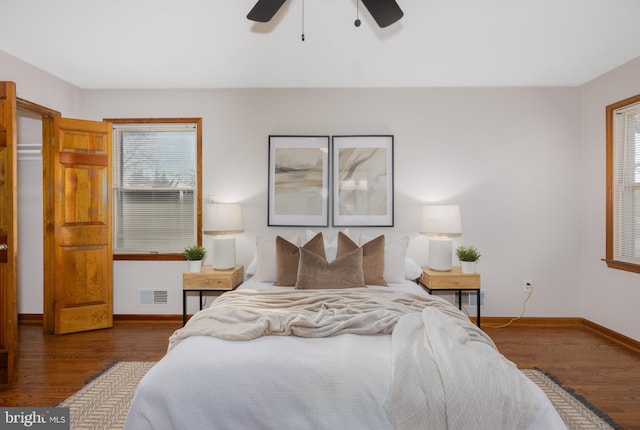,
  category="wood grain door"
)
[0,82,18,384]
[43,117,113,335]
